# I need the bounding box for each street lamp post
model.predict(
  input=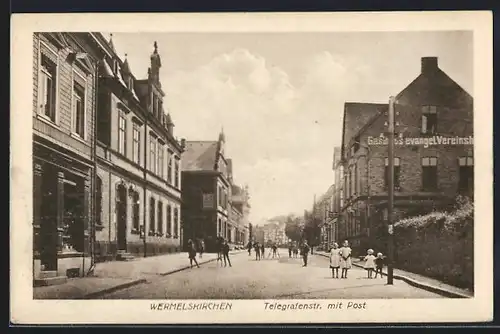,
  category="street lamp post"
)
[387,96,396,285]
